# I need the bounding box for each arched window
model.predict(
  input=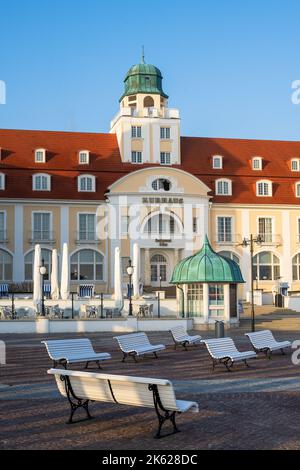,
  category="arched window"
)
[78,175,95,192]
[151,254,167,282]
[0,249,12,281]
[292,253,300,280]
[70,249,104,281]
[144,213,181,236]
[253,251,280,281]
[151,178,171,191]
[32,174,51,191]
[143,96,154,108]
[295,182,300,198]
[24,248,52,281]
[256,180,272,197]
[218,251,240,265]
[215,179,232,196]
